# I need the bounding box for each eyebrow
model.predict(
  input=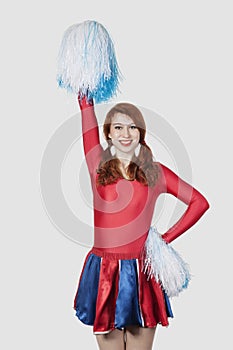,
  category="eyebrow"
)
[112,122,136,125]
